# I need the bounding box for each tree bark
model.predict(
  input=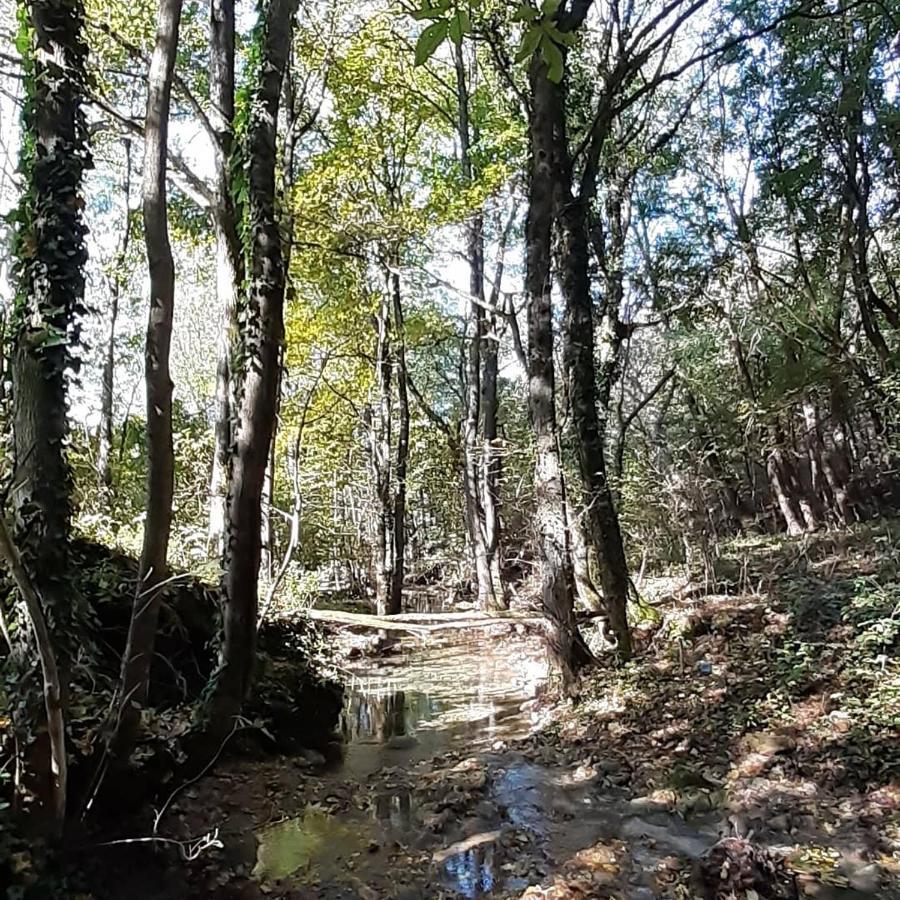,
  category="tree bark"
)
[207,0,298,725]
[558,197,632,659]
[207,0,243,554]
[567,501,604,612]
[112,0,182,754]
[525,56,592,684]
